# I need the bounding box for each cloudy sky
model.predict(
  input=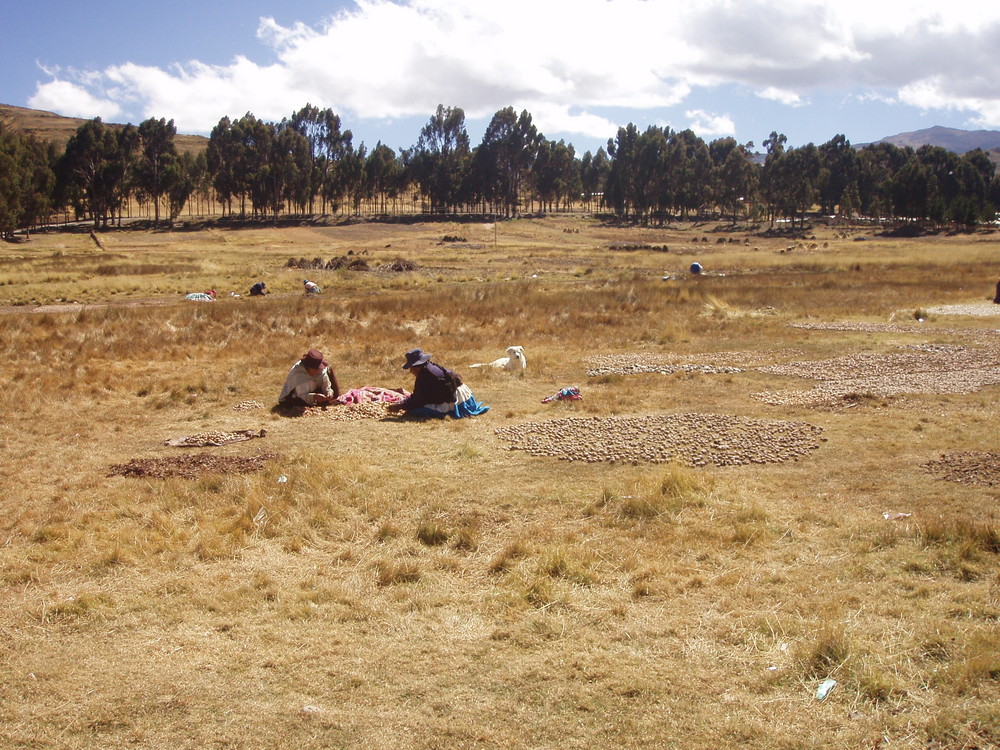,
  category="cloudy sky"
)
[3,0,1000,155]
